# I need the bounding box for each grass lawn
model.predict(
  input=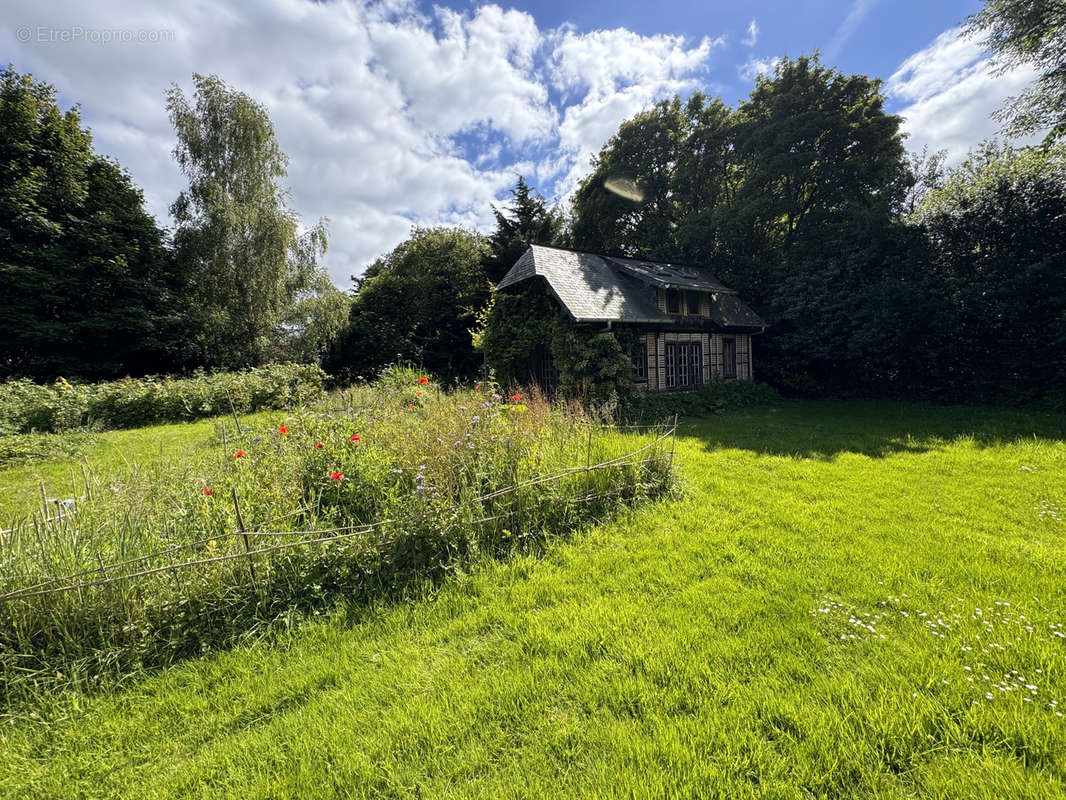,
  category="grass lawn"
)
[1,399,1064,799]
[0,411,282,523]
